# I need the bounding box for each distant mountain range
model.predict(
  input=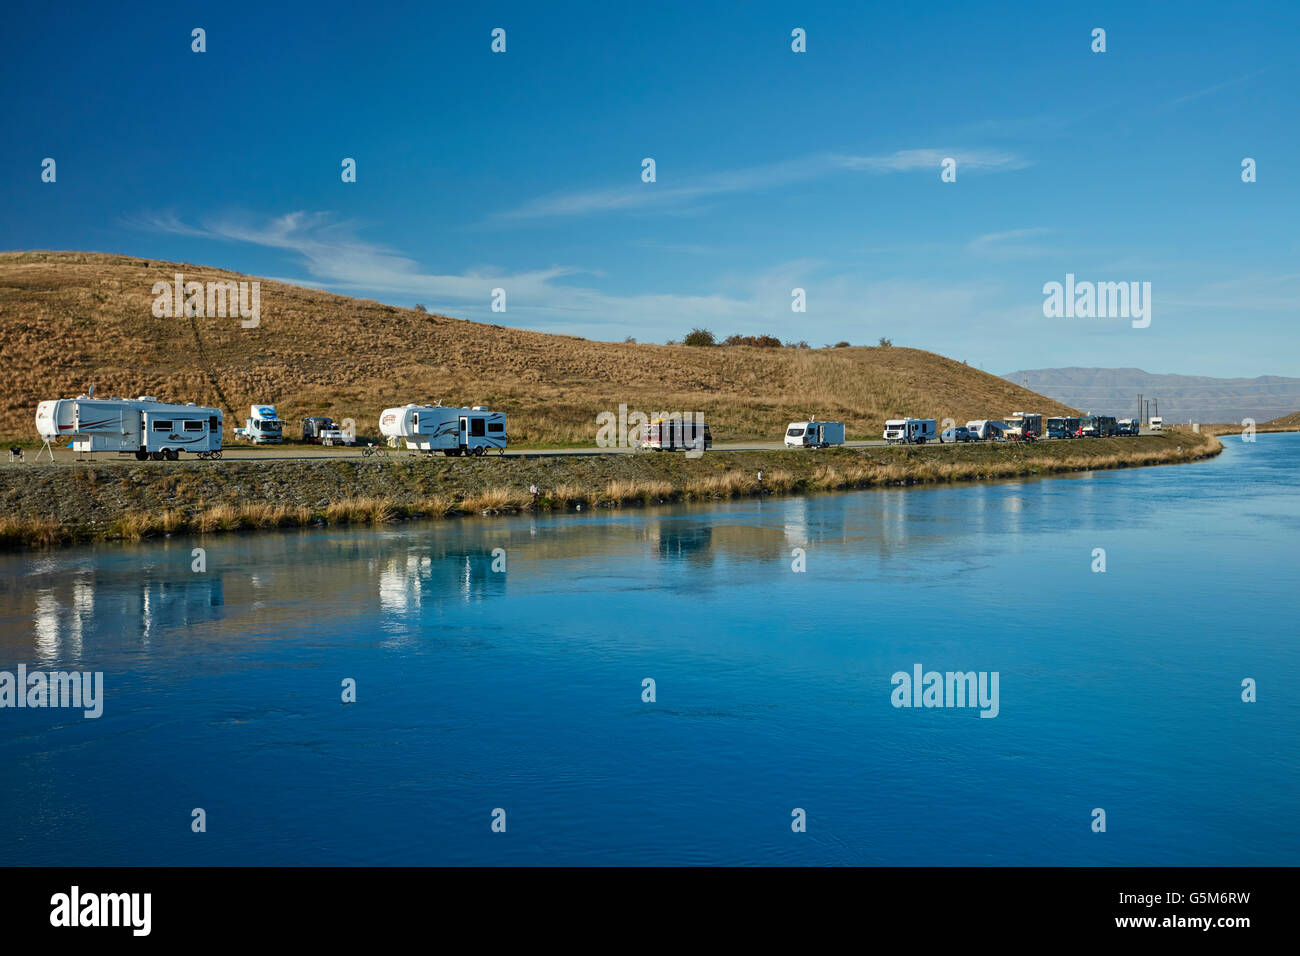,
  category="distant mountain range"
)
[1001,368,1300,425]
